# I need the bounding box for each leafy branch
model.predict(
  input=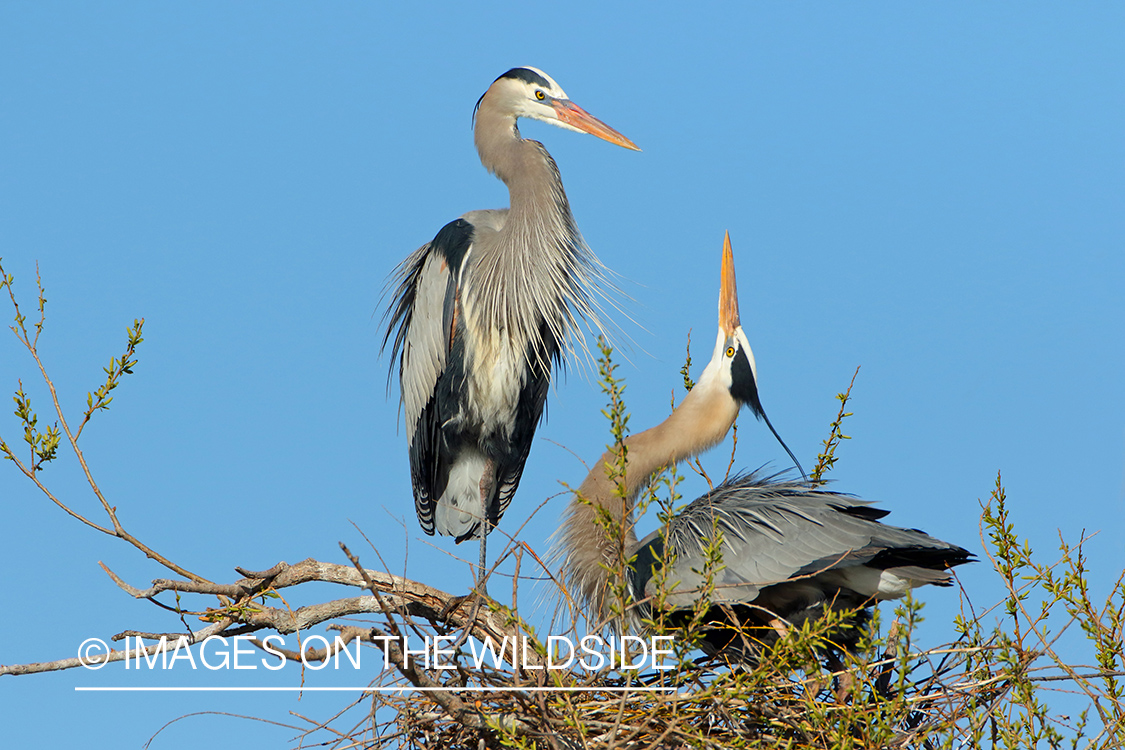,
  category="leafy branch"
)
[810,365,859,485]
[76,318,144,440]
[0,258,207,583]
[679,329,694,393]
